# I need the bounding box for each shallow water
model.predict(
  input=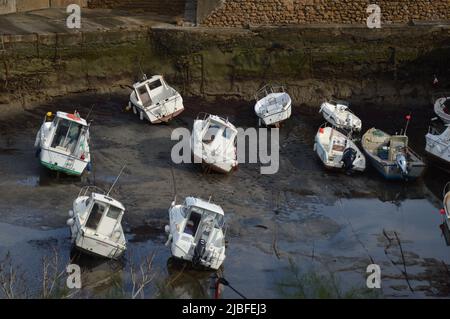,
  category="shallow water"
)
[0,93,449,298]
